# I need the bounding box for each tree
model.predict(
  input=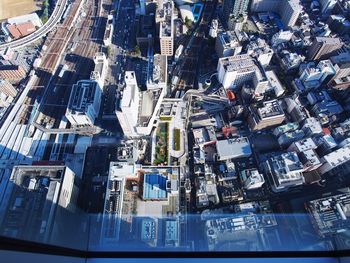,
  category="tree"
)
[106,46,112,58]
[184,16,192,28]
[134,45,141,57]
